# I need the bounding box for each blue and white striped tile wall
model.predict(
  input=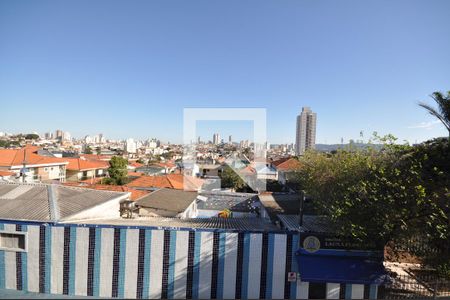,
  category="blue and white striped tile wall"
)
[0,221,378,299]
